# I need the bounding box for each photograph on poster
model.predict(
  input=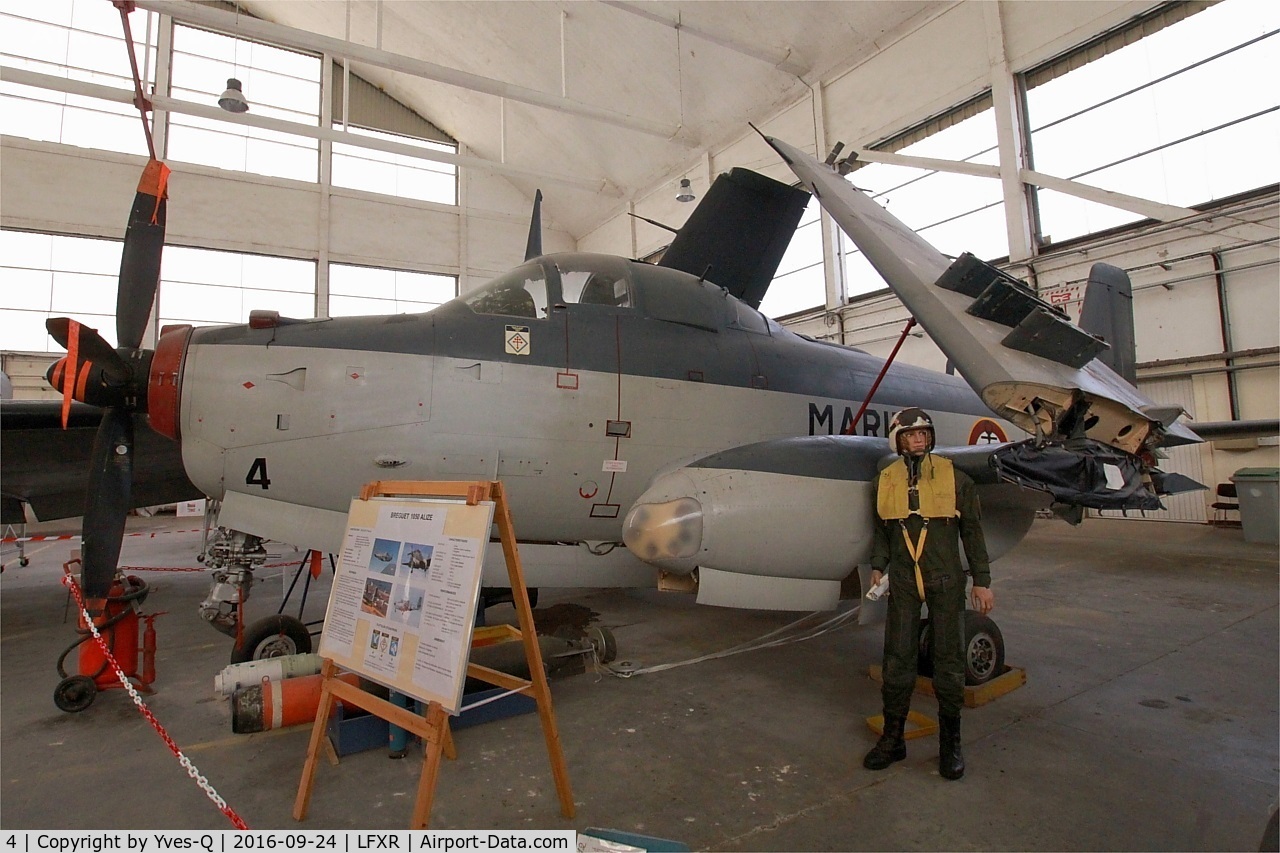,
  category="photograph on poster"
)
[400,542,433,573]
[361,577,392,617]
[369,538,400,575]
[391,581,425,629]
